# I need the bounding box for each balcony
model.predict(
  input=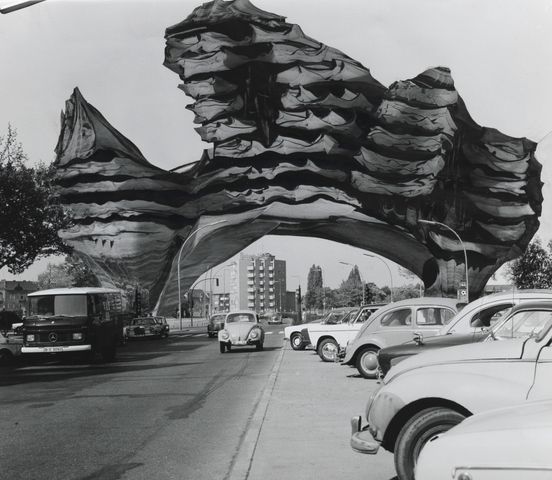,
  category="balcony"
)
[269,281,274,286]
[269,295,275,299]
[247,287,255,293]
[248,295,255,300]
[247,281,254,286]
